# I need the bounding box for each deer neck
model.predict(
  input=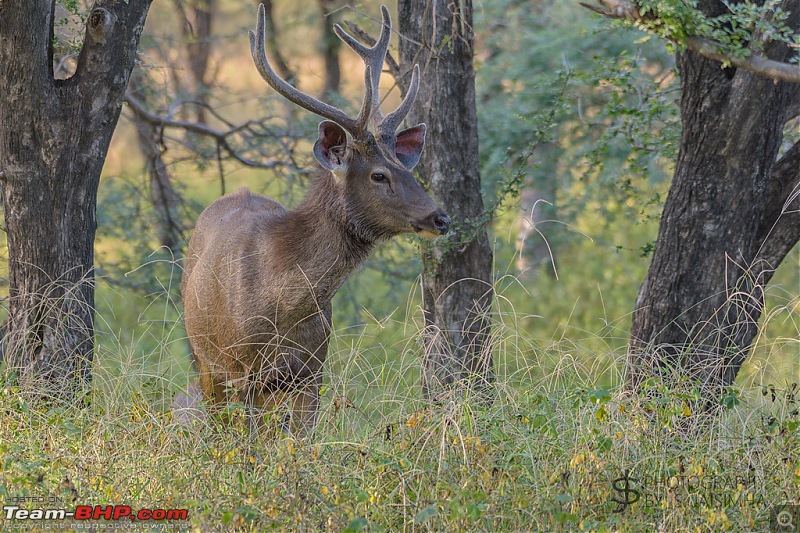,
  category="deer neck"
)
[275,173,375,306]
